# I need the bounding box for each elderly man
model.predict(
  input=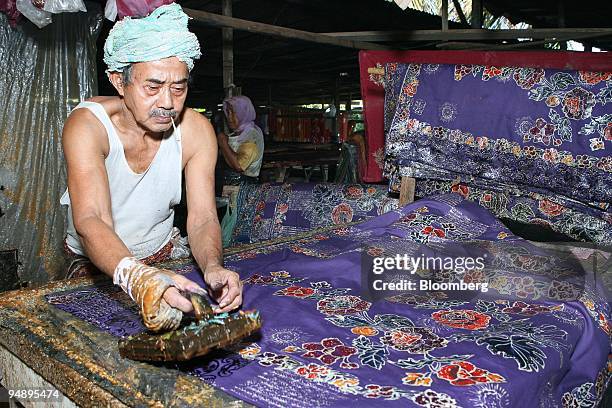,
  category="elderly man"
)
[60,4,241,332]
